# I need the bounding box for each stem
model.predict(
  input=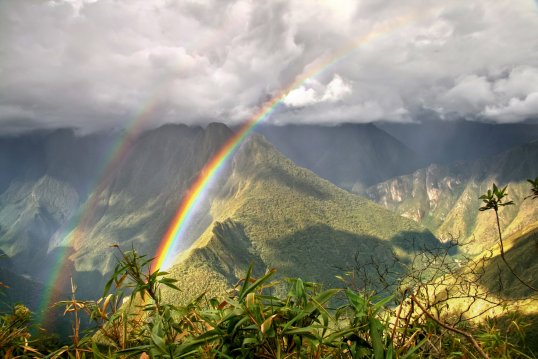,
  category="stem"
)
[410,294,489,359]
[70,277,80,359]
[494,210,538,292]
[391,288,410,344]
